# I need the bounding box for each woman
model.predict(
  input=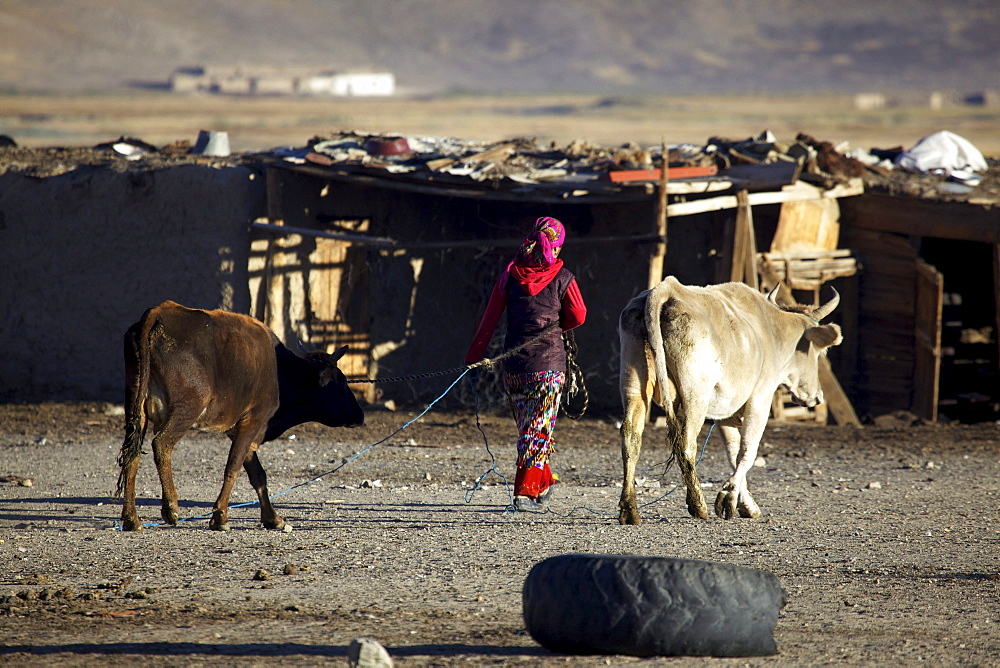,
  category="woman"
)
[465,217,587,511]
